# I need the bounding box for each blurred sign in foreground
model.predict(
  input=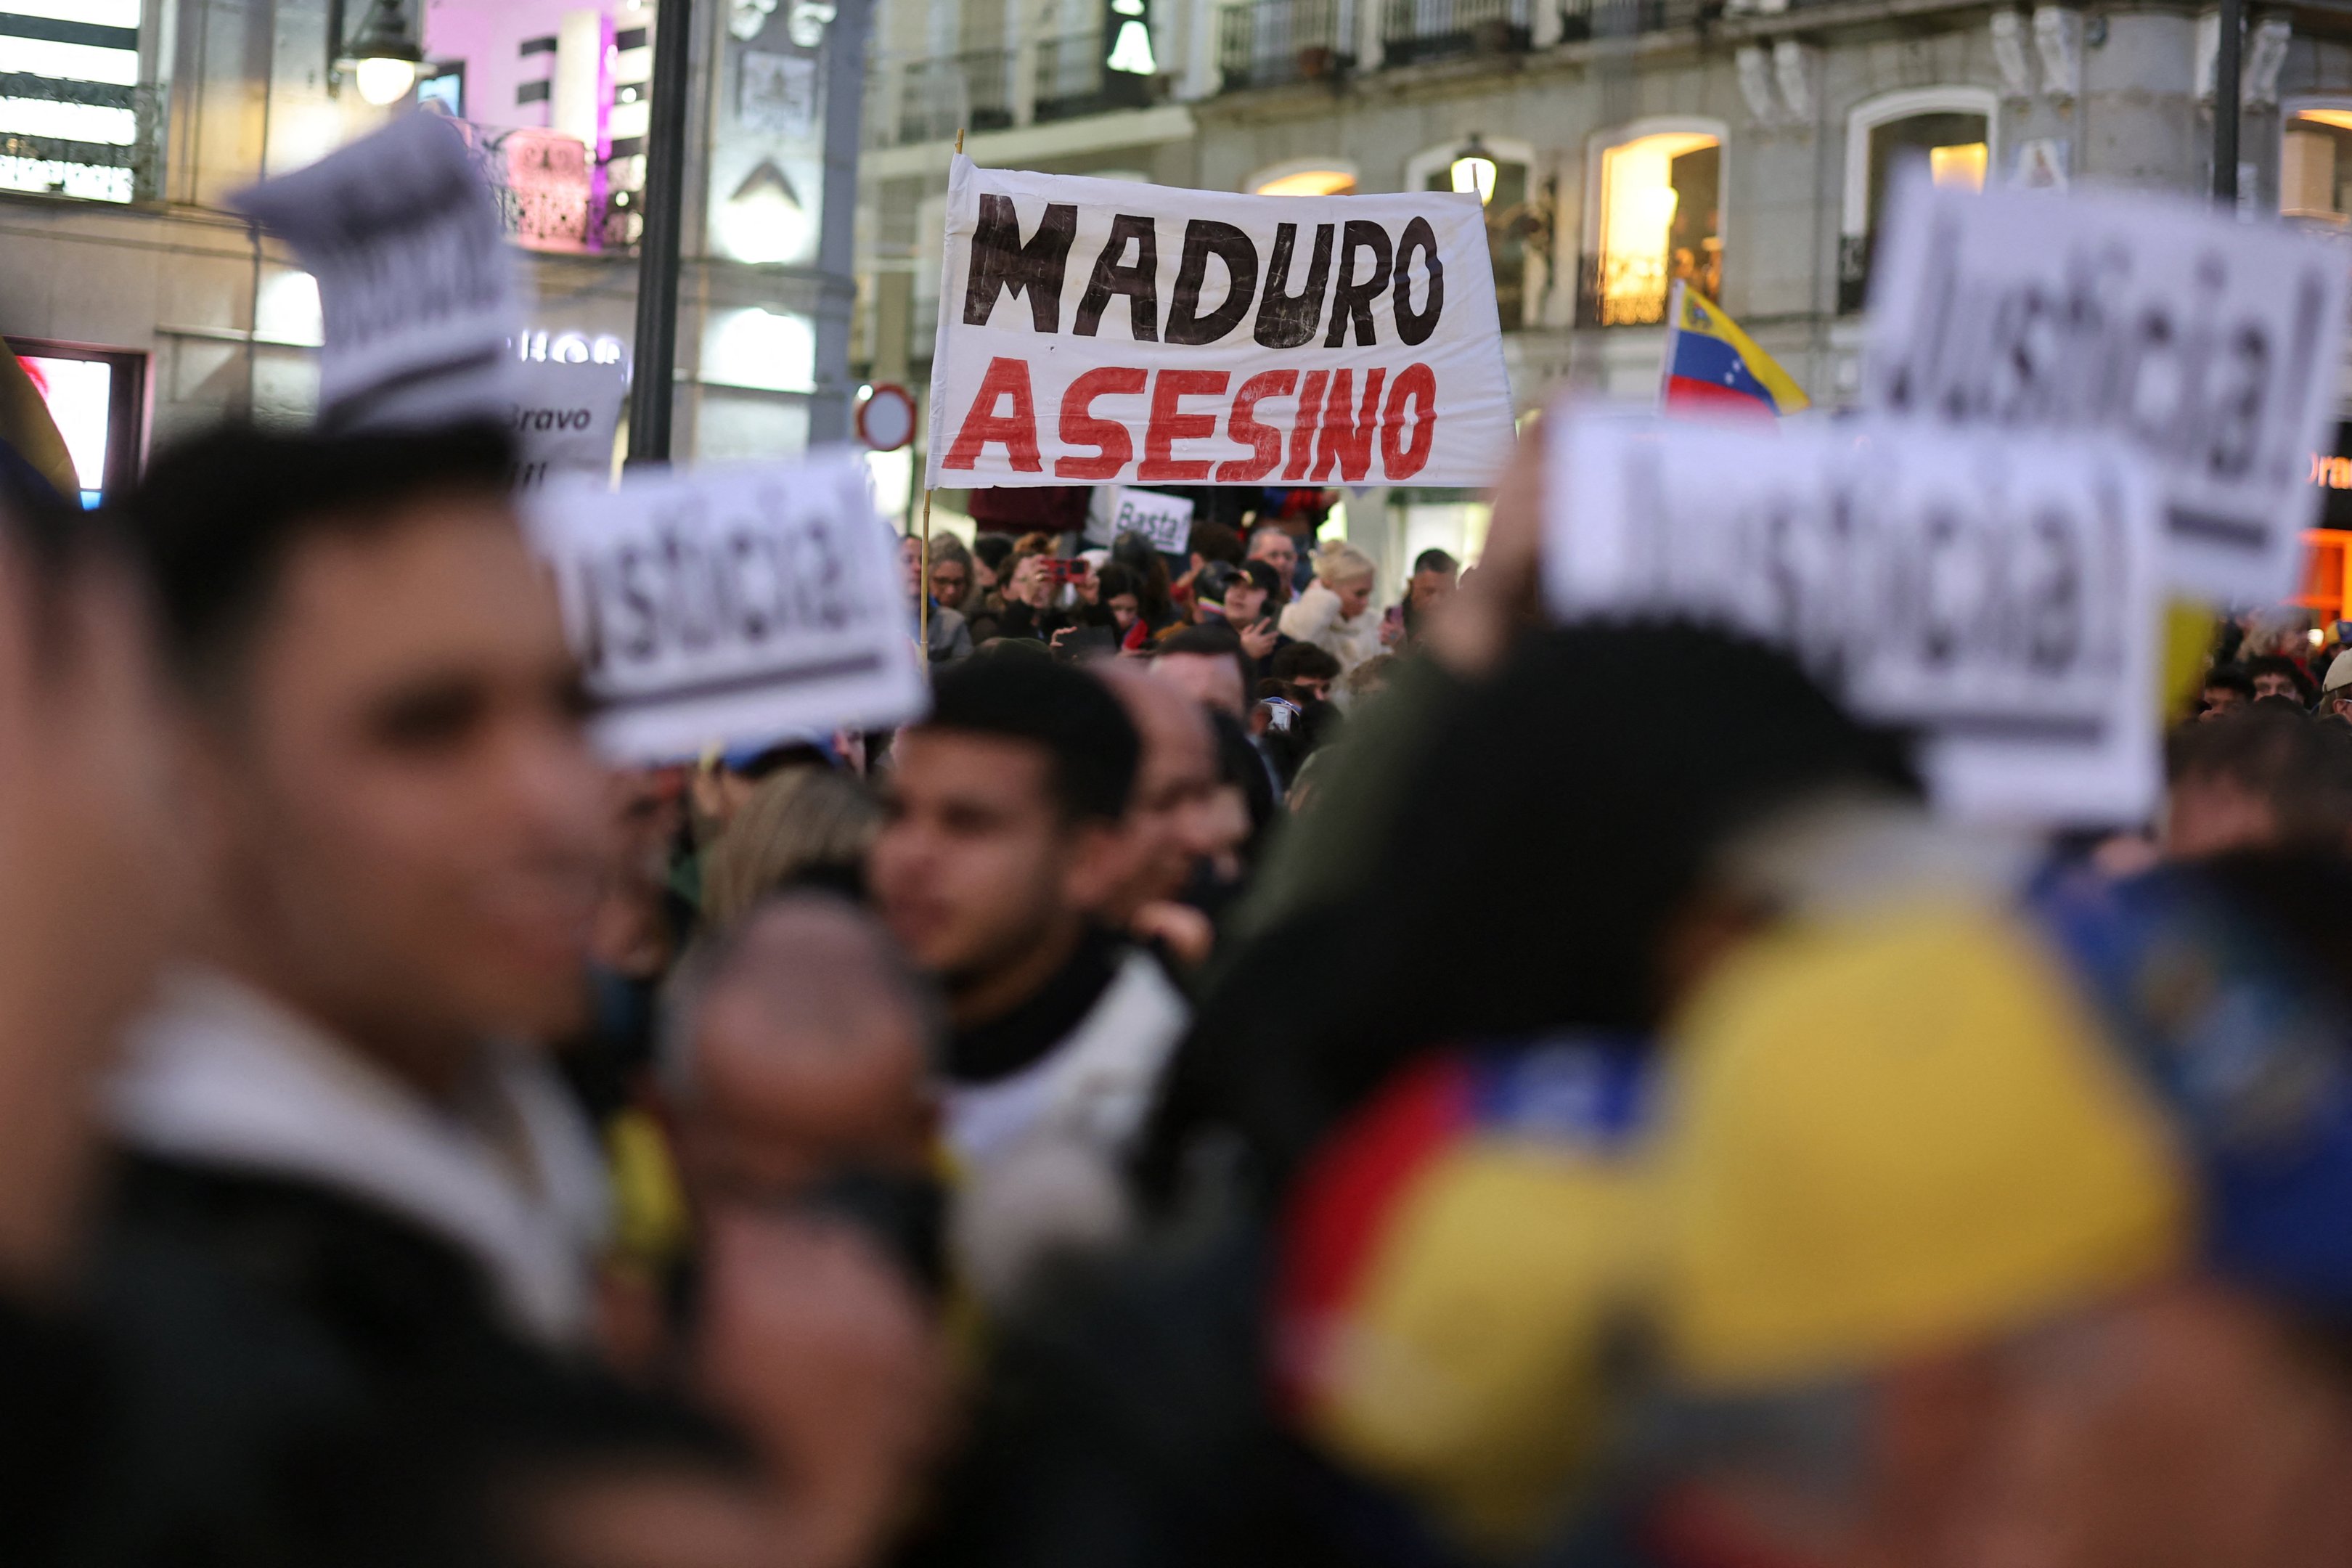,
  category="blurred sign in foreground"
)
[926,156,1517,489]
[1863,176,2348,607]
[233,112,524,433]
[527,454,928,762]
[1545,412,2161,825]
